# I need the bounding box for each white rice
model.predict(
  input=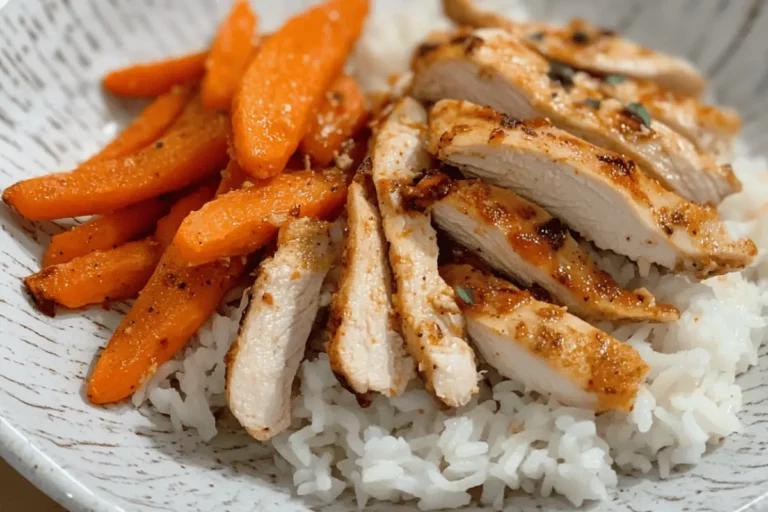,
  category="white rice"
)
[131,3,768,509]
